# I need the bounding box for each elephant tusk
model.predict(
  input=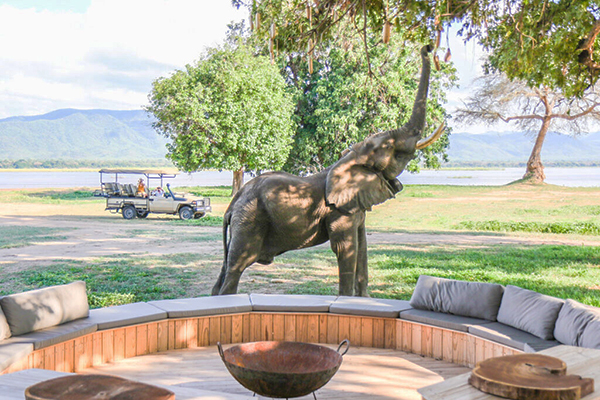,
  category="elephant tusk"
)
[416,122,446,150]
